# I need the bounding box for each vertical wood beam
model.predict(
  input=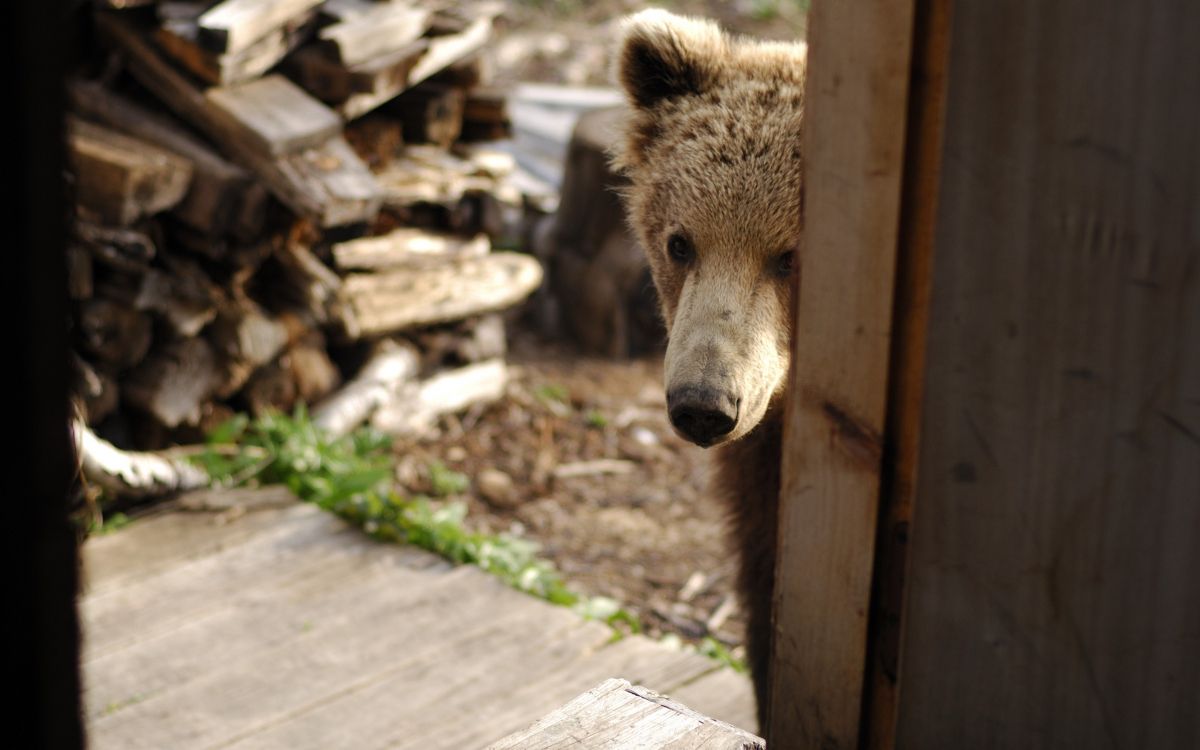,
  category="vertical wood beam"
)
[769,0,918,746]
